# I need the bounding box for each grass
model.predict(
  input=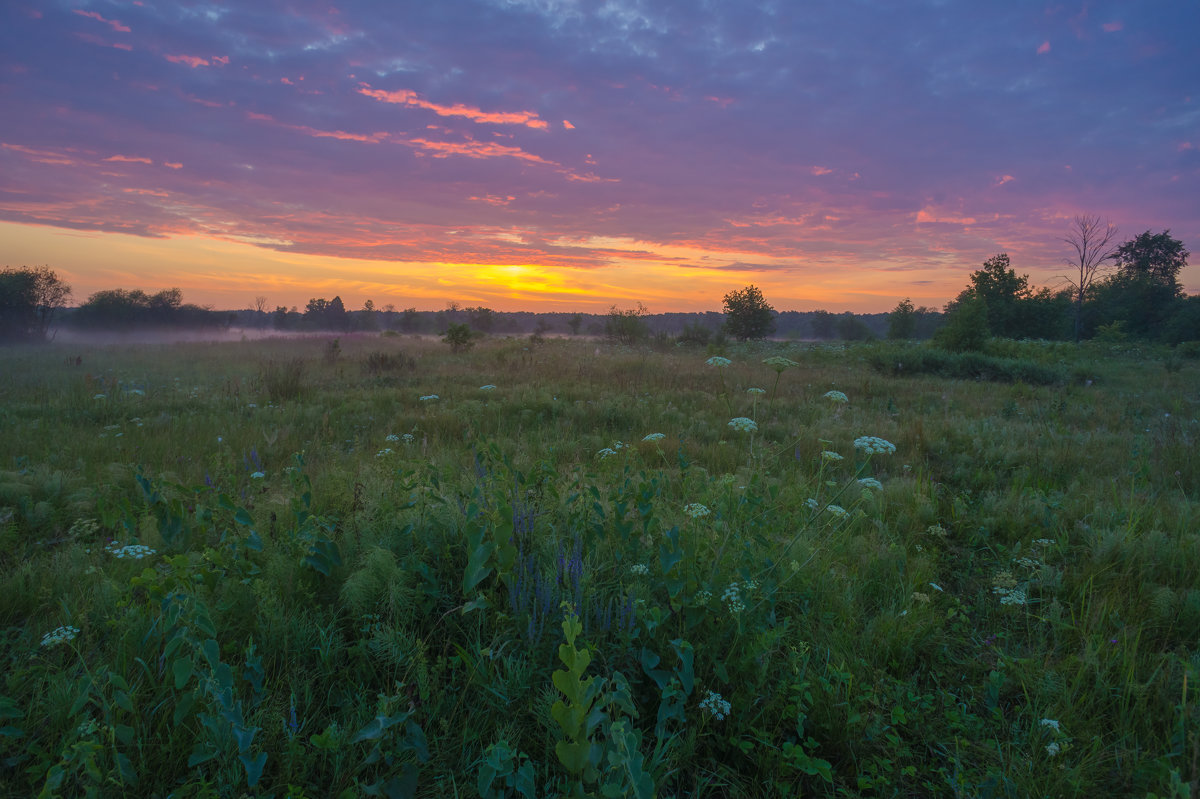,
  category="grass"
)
[0,333,1197,797]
